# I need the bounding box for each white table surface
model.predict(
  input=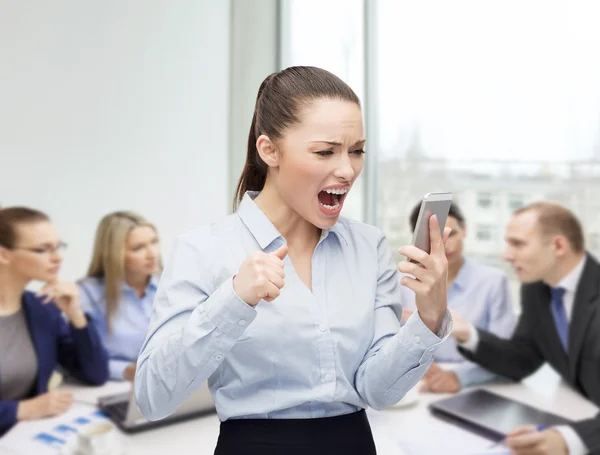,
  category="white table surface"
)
[2,364,597,455]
